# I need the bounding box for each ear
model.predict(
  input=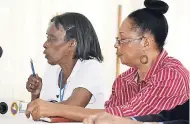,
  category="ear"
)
[68,39,77,49]
[141,33,153,51]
